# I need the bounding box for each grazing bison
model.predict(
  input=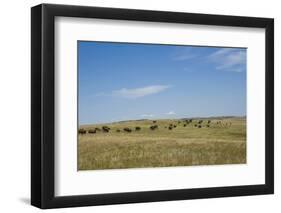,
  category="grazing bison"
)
[153,120,157,123]
[206,124,210,128]
[150,125,158,130]
[173,125,177,128]
[102,126,110,133]
[168,126,173,130]
[198,125,202,128]
[183,124,186,127]
[78,128,86,134]
[88,129,96,134]
[123,127,132,133]
[208,120,211,124]
[198,120,203,124]
[135,126,141,131]
[194,124,197,127]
